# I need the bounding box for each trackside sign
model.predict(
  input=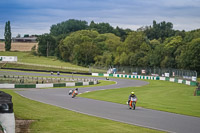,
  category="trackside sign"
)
[0,56,17,62]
